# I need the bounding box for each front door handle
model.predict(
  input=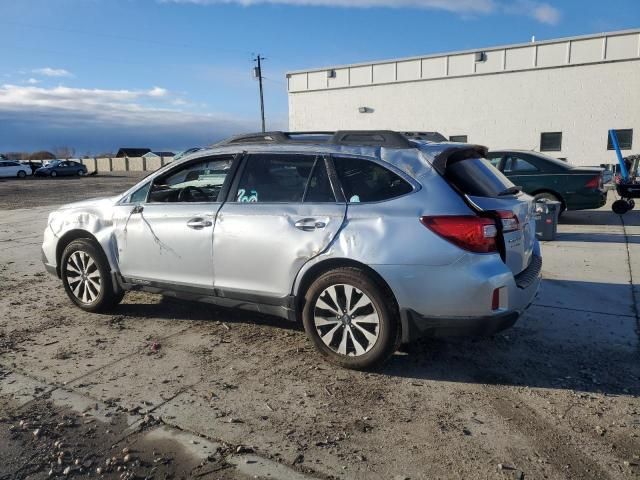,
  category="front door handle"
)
[294,218,327,231]
[187,217,213,230]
